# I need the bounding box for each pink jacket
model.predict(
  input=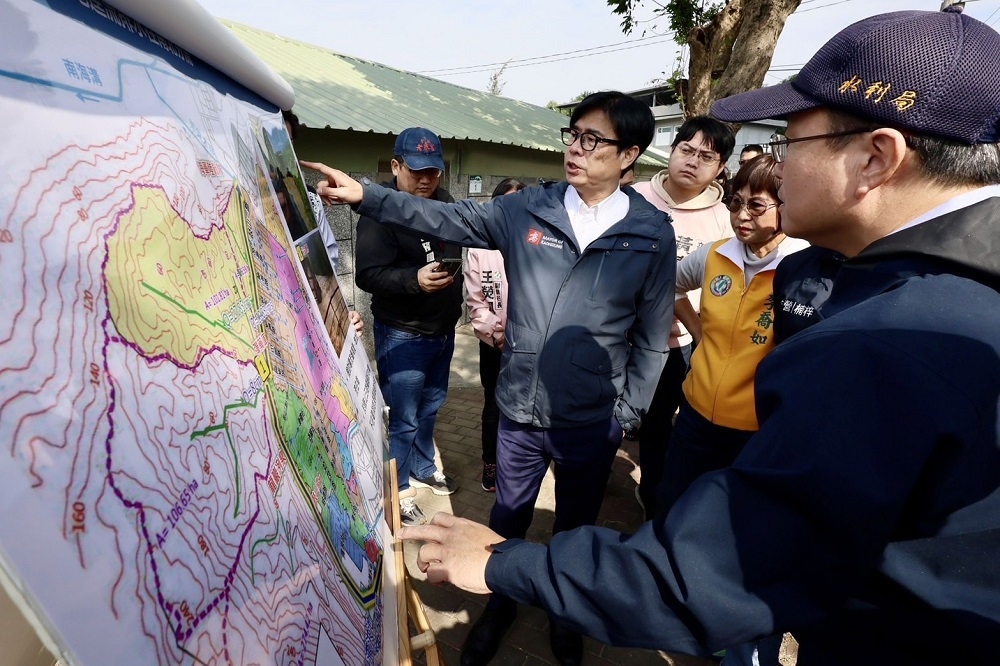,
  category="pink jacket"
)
[633,174,733,348]
[464,248,507,347]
